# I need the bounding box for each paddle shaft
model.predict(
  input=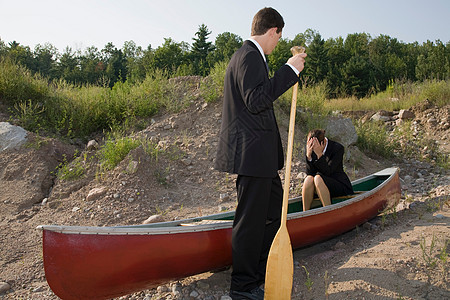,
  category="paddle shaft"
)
[281,45,304,225]
[264,46,304,300]
[281,85,297,224]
